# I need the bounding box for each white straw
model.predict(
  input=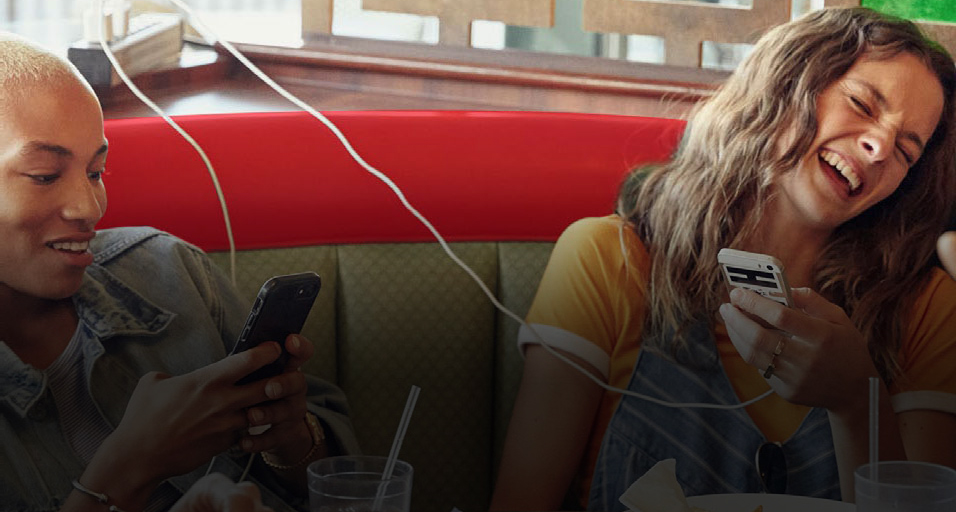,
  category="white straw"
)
[374,385,421,510]
[869,377,879,483]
